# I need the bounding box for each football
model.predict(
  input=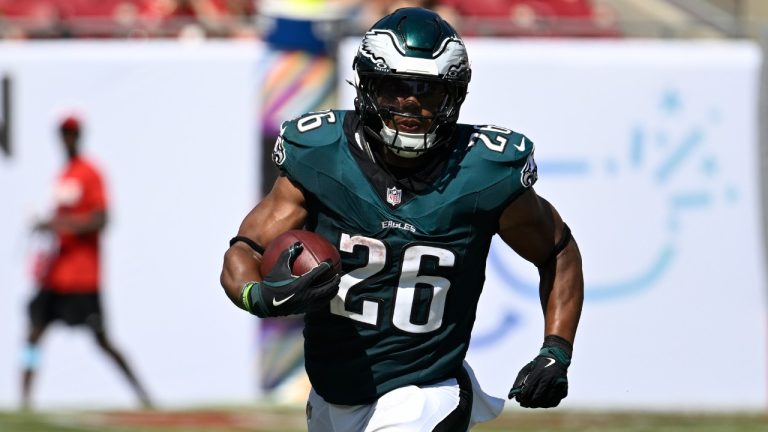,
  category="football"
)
[260,230,341,281]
